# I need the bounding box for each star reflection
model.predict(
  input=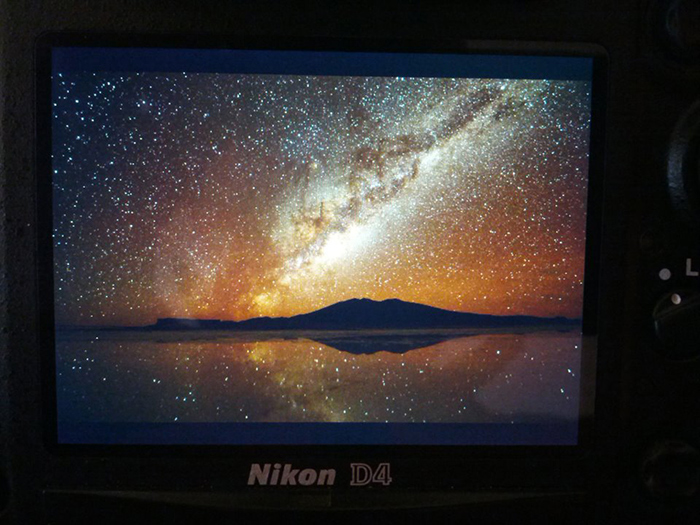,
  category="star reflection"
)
[56,331,581,424]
